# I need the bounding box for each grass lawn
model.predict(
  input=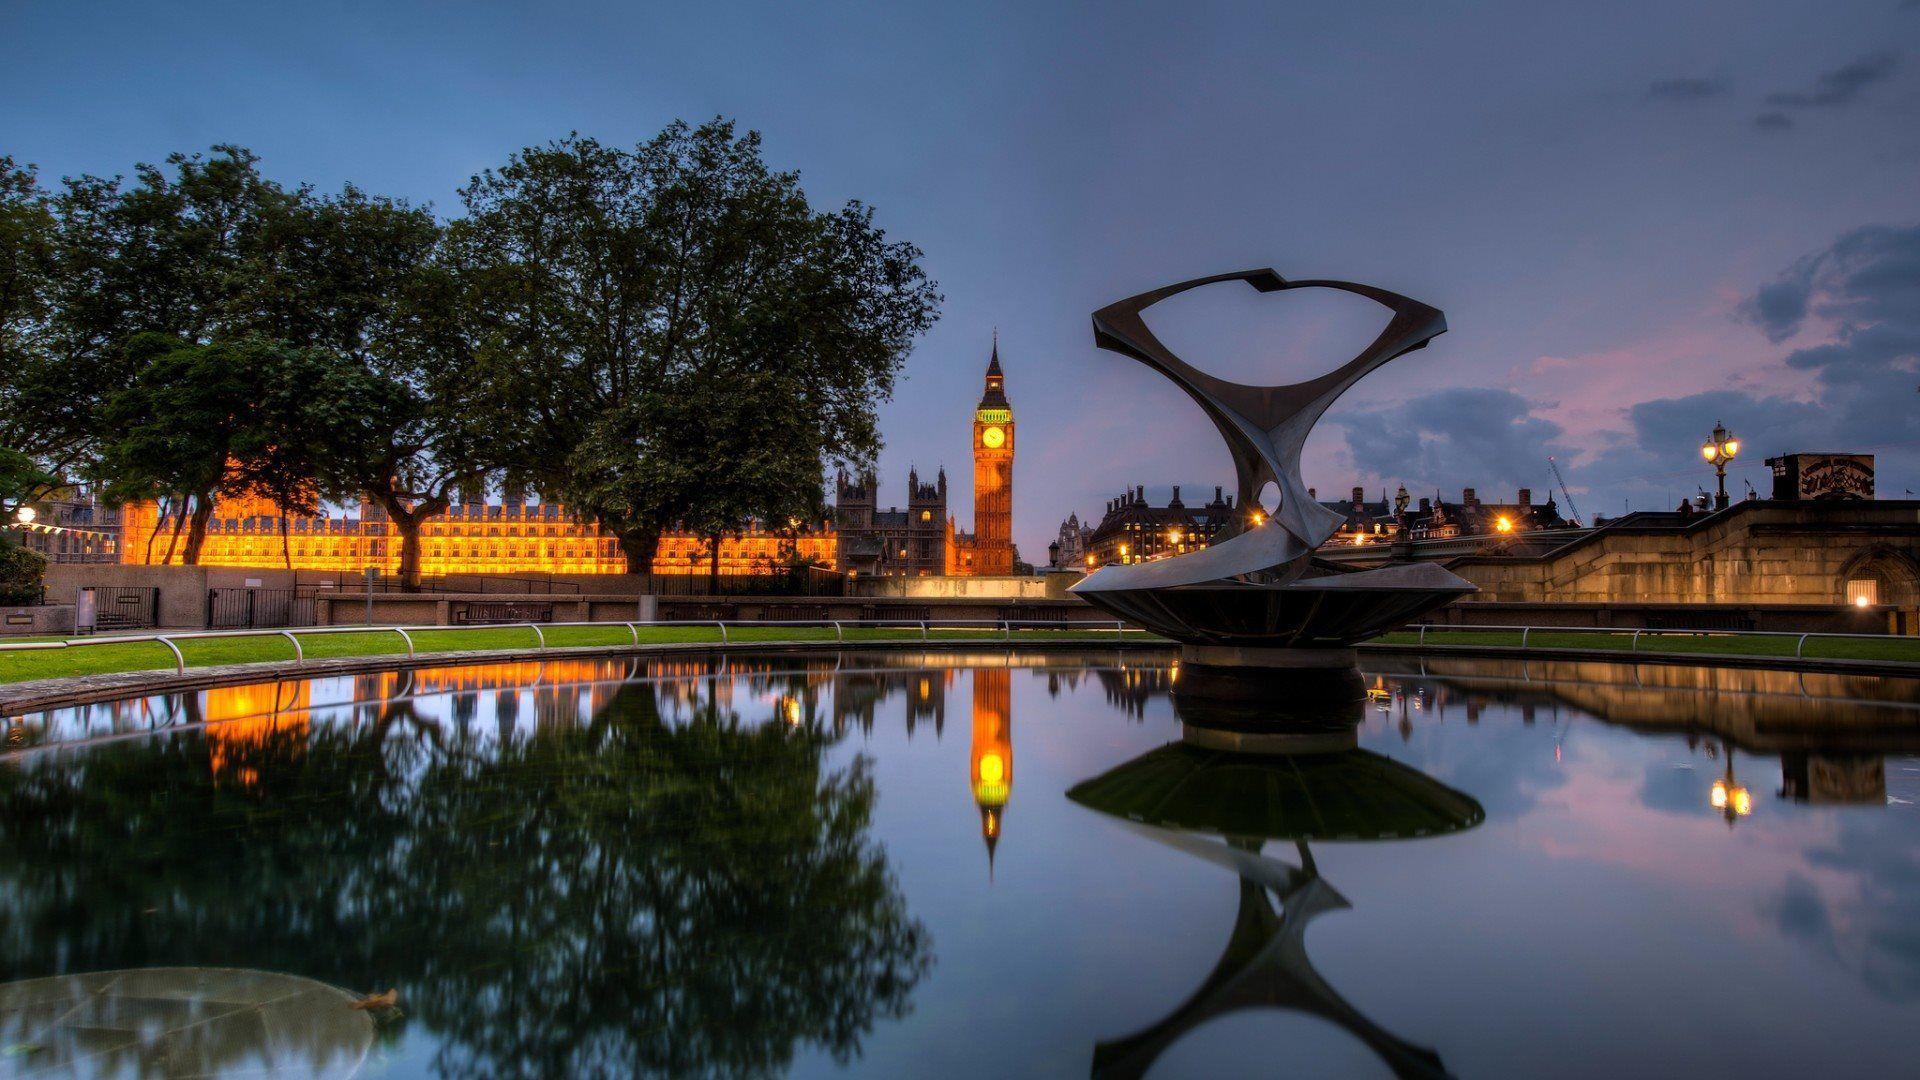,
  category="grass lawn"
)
[6,622,1915,688]
[1370,628,1920,664]
[0,624,1148,685]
